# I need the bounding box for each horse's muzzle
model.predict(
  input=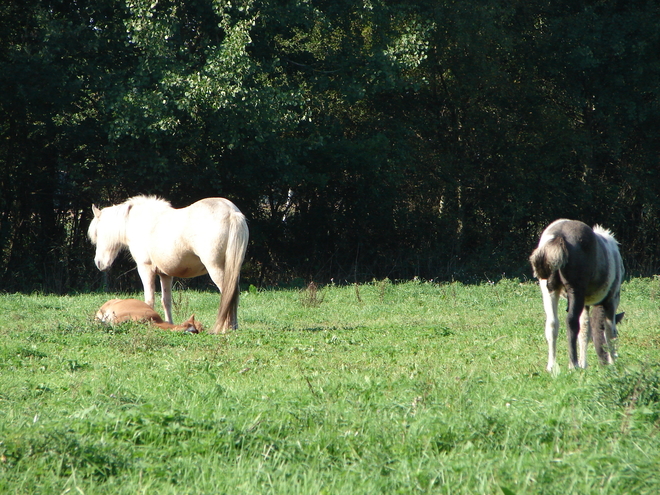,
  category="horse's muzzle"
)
[95,259,110,272]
